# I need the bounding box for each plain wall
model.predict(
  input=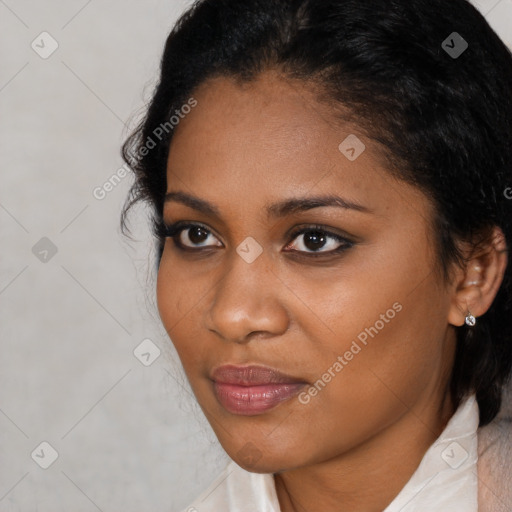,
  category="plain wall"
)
[1,1,511,511]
